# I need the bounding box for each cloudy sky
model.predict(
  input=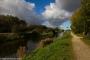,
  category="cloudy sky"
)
[0,0,81,30]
